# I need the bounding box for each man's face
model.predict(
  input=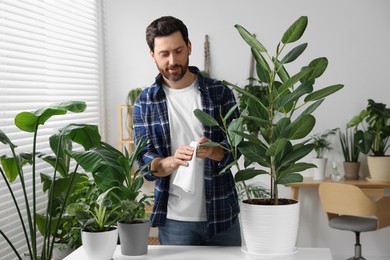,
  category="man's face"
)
[151,31,191,83]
